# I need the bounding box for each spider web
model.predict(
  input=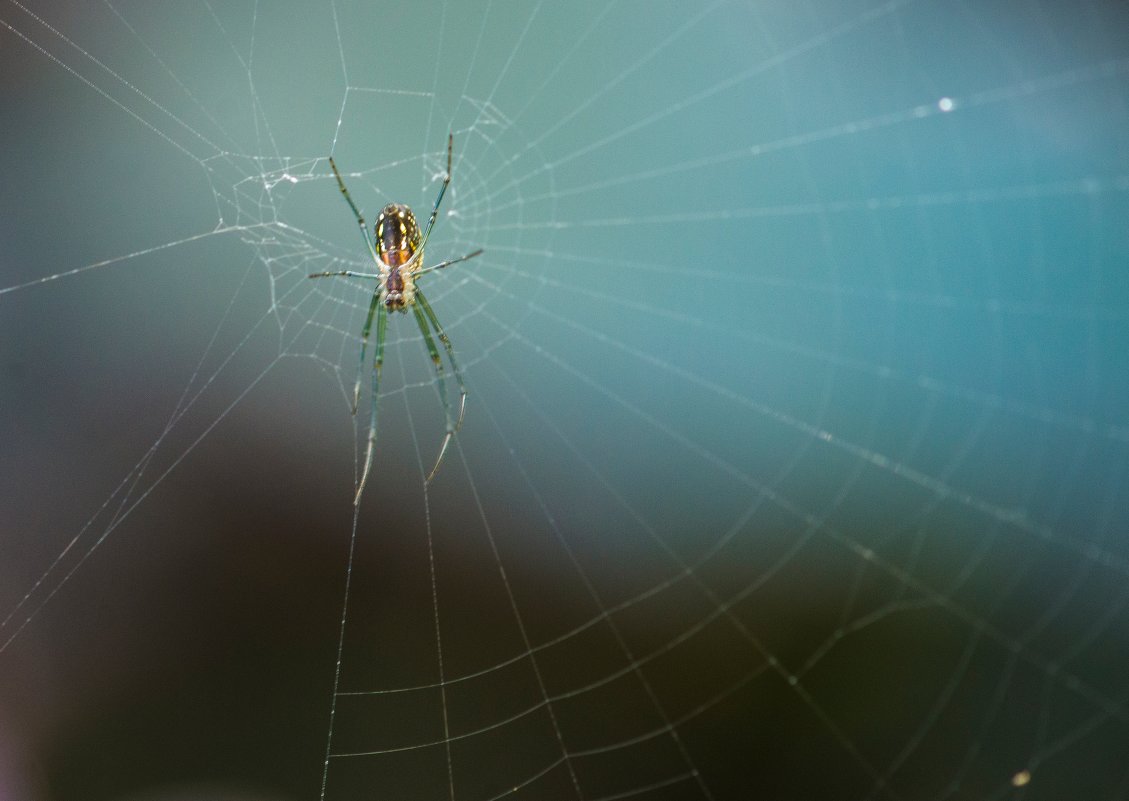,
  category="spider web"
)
[2,0,1129,799]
